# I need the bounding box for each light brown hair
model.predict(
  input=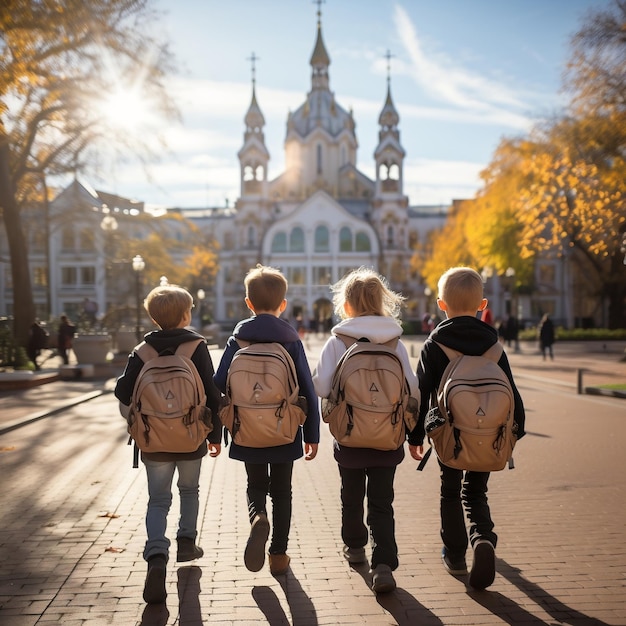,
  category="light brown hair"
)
[332,267,404,320]
[437,267,484,312]
[144,285,193,330]
[244,264,288,312]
